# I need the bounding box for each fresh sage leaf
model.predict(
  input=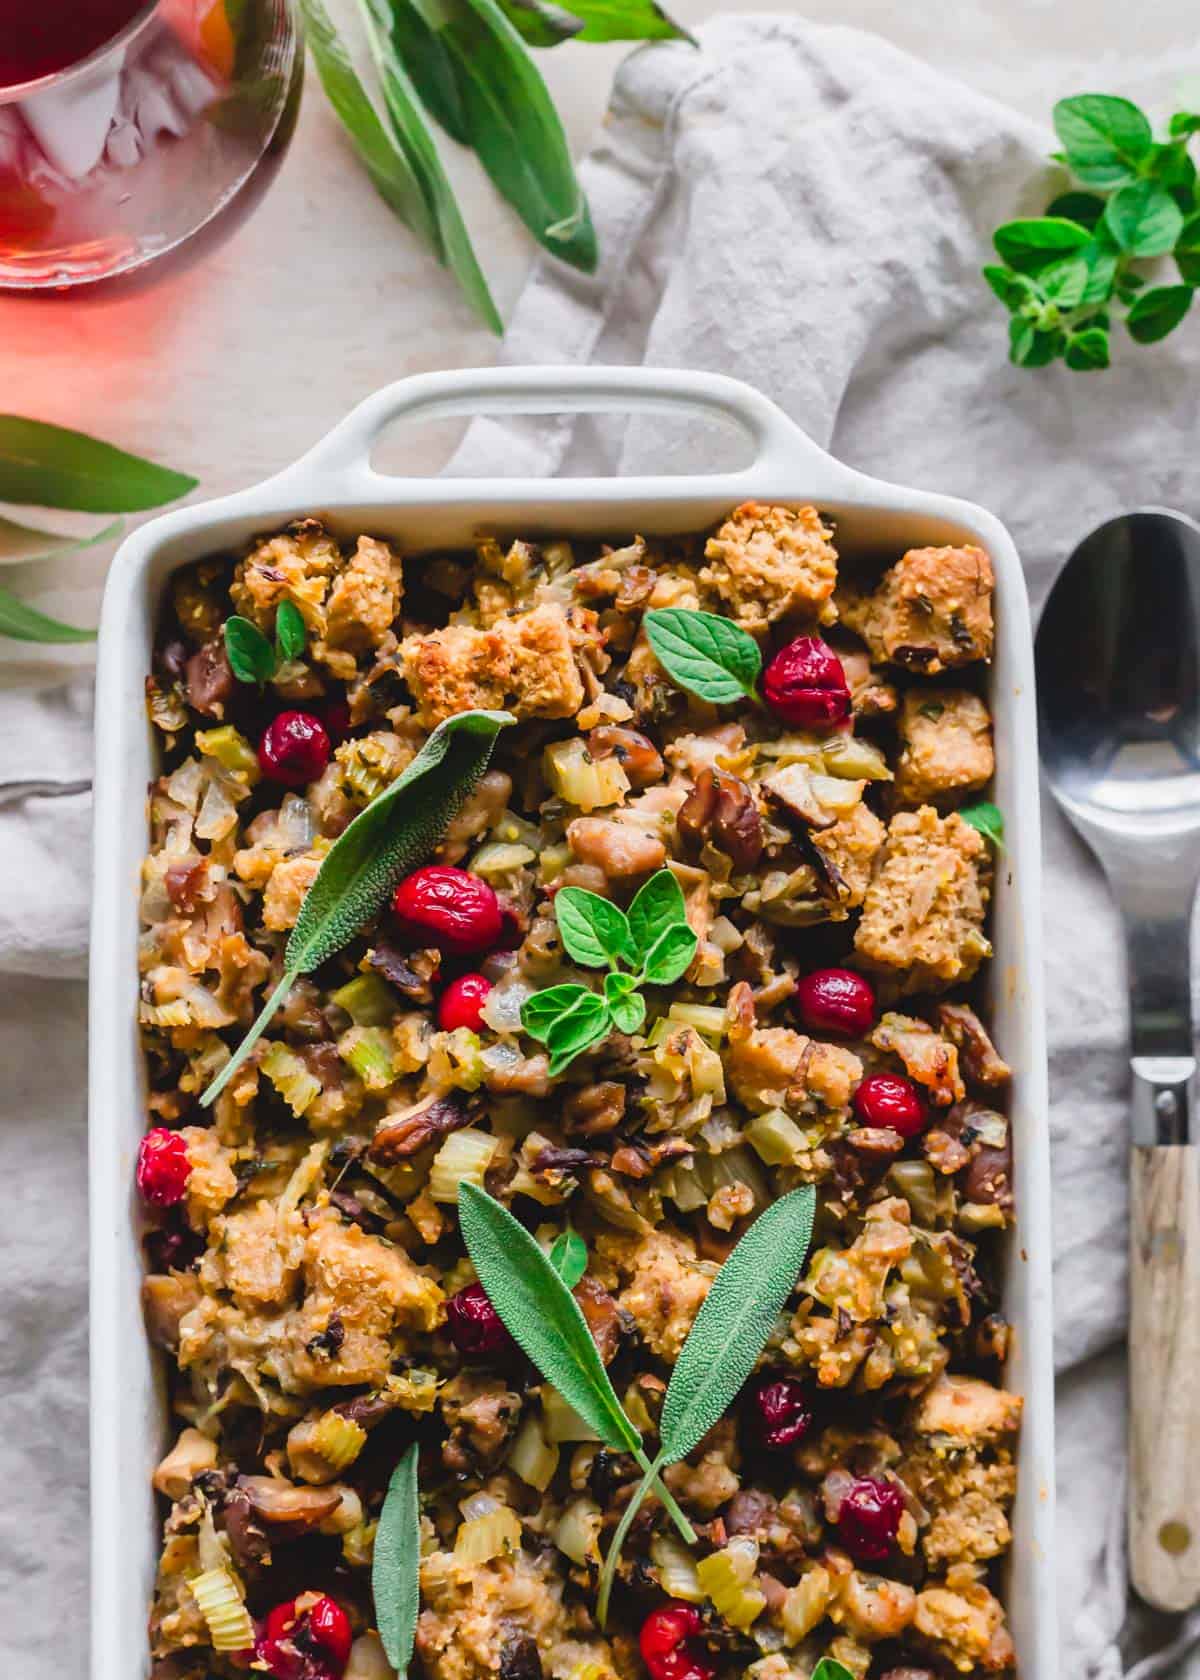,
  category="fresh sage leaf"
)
[1045,190,1106,229]
[641,921,698,986]
[1103,179,1184,257]
[555,886,635,968]
[399,0,597,272]
[223,615,276,686]
[993,216,1091,274]
[627,868,688,967]
[605,973,645,1036]
[0,415,195,514]
[0,513,123,565]
[373,1443,421,1673]
[521,982,598,1044]
[0,585,96,643]
[201,709,514,1107]
[1053,94,1153,188]
[274,599,307,662]
[1126,283,1195,343]
[959,799,1006,848]
[458,1183,696,1541]
[359,0,503,333]
[1065,326,1111,370]
[644,606,762,705]
[546,991,611,1075]
[548,1227,588,1290]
